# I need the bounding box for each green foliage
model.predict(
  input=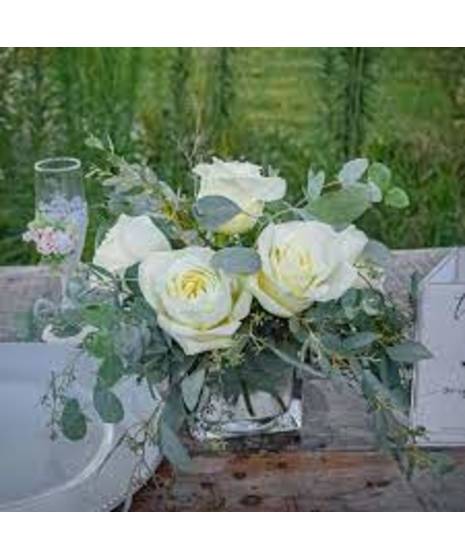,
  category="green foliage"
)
[318,47,381,160]
[205,48,236,155]
[211,247,261,275]
[386,341,433,363]
[193,195,242,230]
[93,387,124,424]
[307,188,370,225]
[60,398,87,441]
